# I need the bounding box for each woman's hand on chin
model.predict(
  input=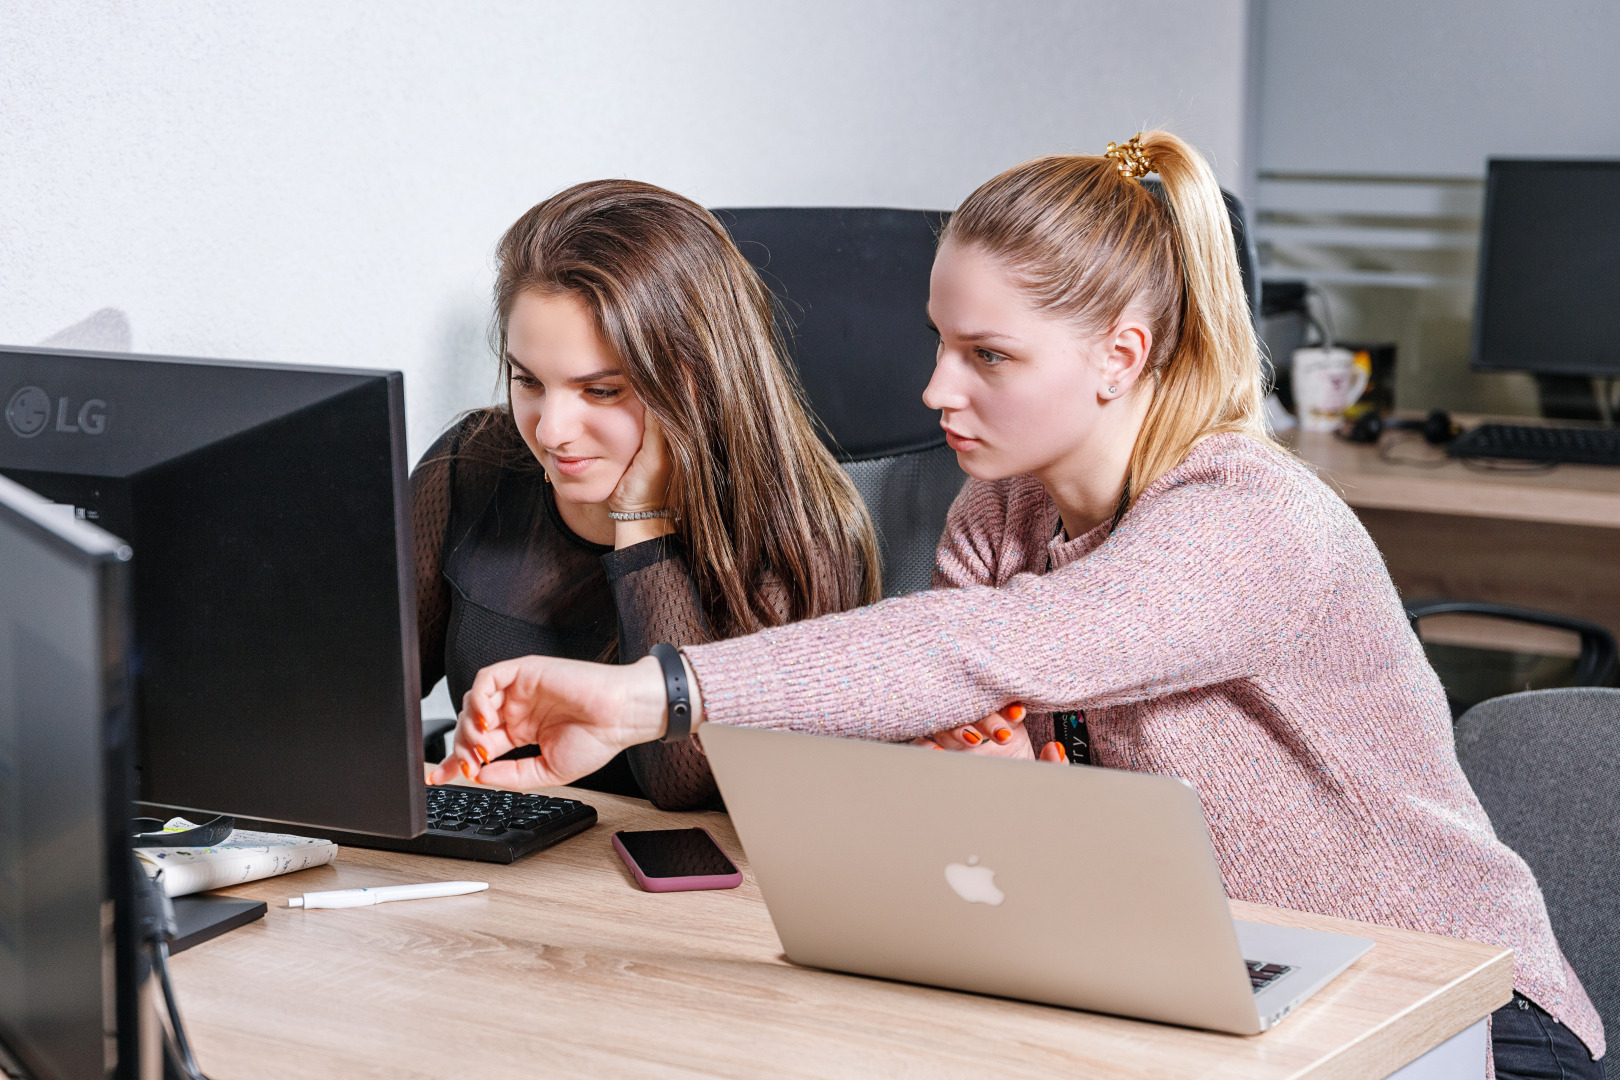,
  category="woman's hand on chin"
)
[608,410,673,525]
[428,655,670,789]
[910,704,1066,763]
